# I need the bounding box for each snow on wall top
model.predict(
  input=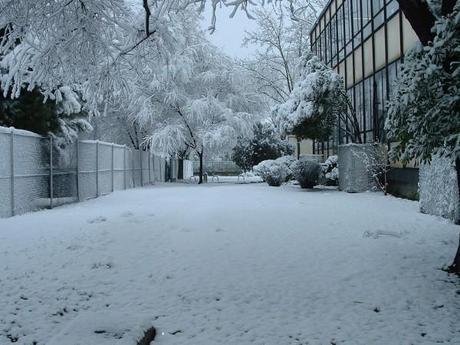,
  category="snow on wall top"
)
[0,125,43,138]
[79,140,127,148]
